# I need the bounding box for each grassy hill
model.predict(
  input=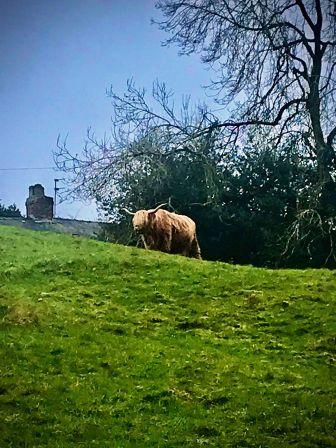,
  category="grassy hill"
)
[0,226,335,447]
